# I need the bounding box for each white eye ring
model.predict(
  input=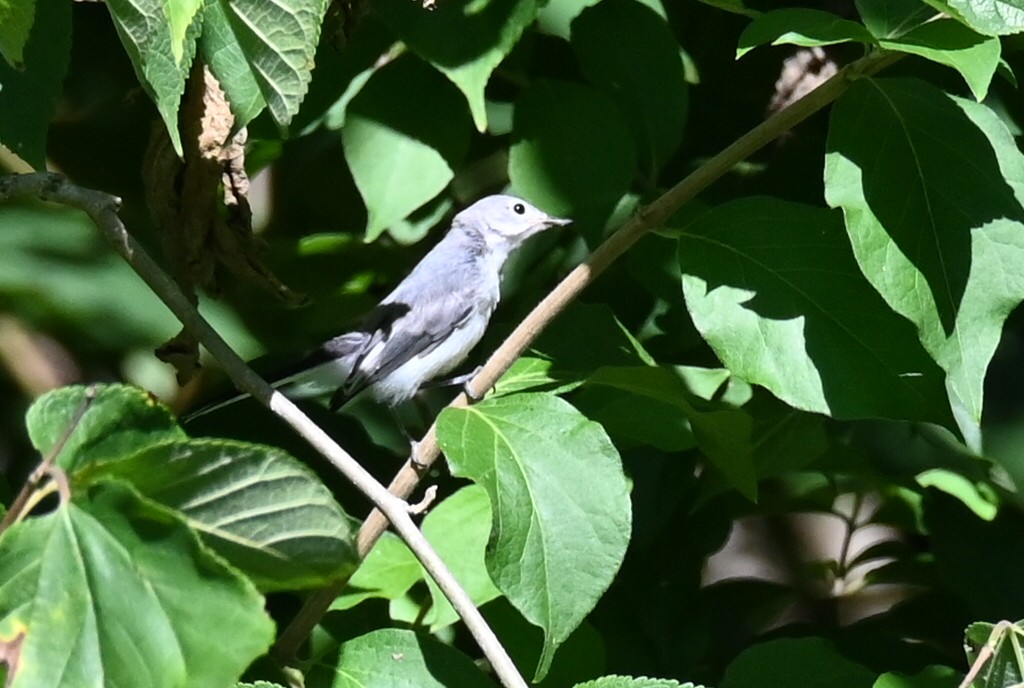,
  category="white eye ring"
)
[513,203,526,215]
